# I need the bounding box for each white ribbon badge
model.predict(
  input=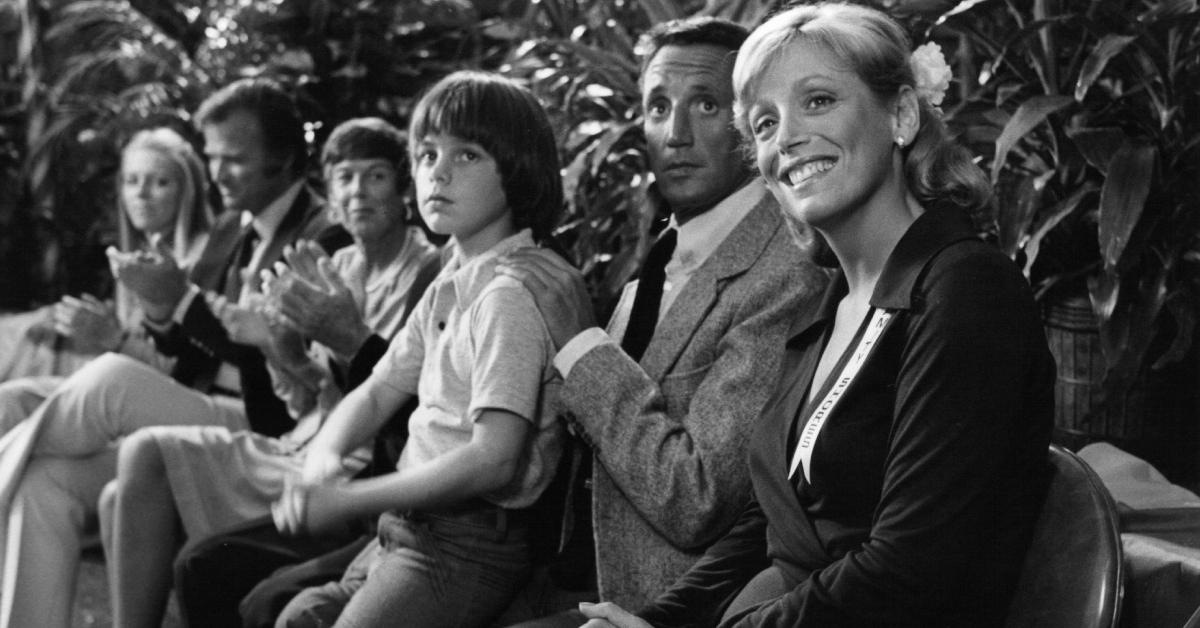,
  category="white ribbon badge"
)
[788,308,894,482]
